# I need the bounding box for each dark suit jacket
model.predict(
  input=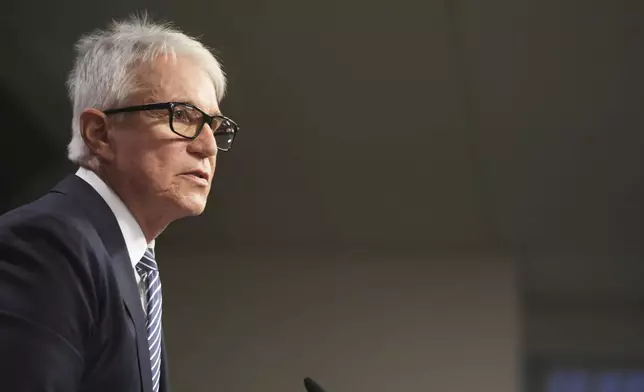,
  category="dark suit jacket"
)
[0,174,170,392]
